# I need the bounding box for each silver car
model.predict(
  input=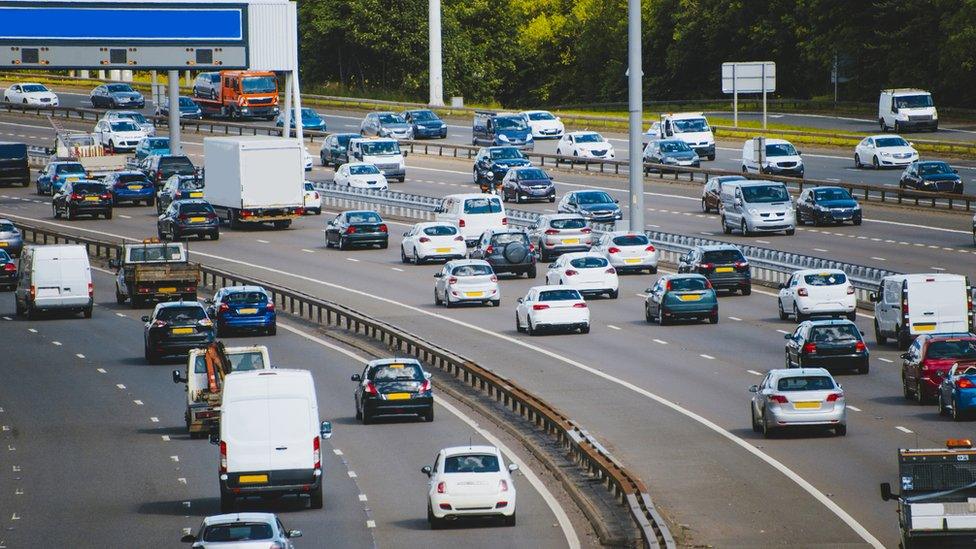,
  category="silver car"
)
[433,259,500,307]
[530,213,593,261]
[360,111,413,140]
[181,512,301,548]
[750,368,846,438]
[592,231,658,274]
[103,110,156,136]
